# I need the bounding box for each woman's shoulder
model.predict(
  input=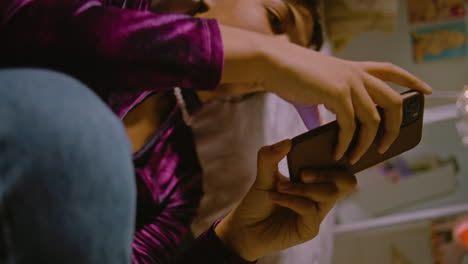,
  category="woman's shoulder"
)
[0,0,150,24]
